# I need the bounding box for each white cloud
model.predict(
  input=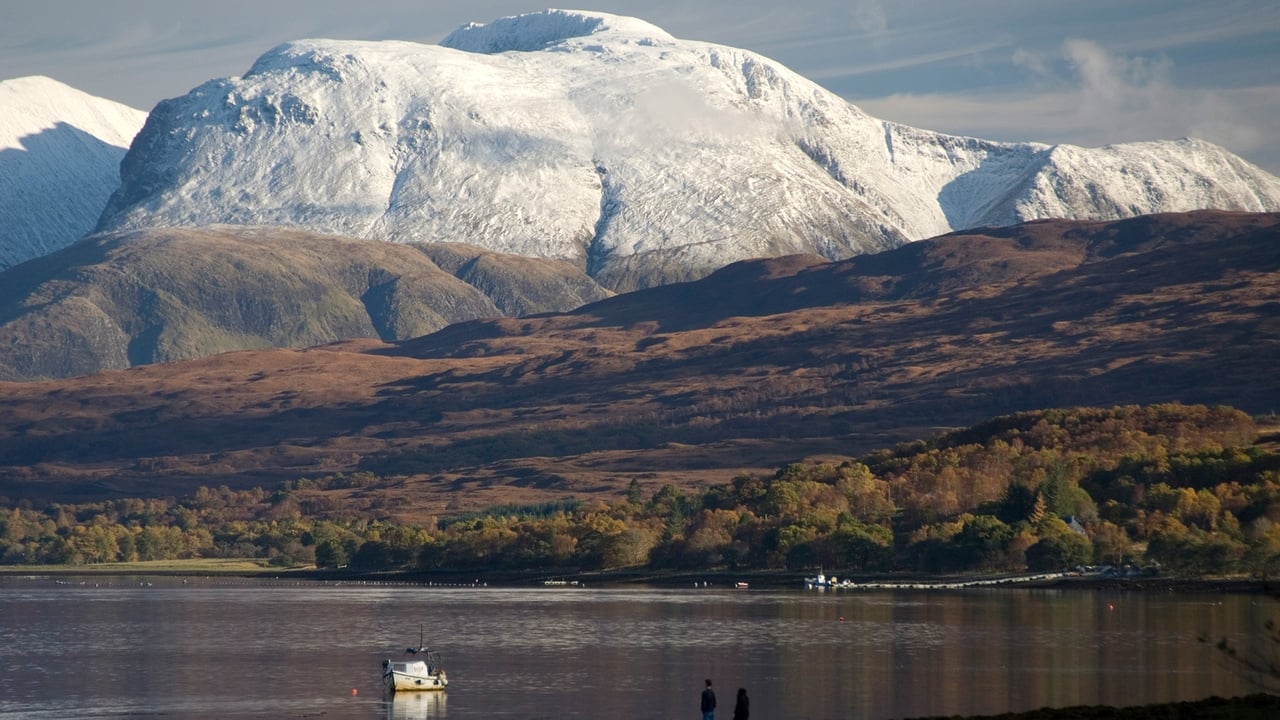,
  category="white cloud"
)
[850,1,888,36]
[856,39,1273,172]
[1009,48,1048,79]
[1051,39,1261,151]
[1060,39,1176,132]
[805,39,1012,81]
